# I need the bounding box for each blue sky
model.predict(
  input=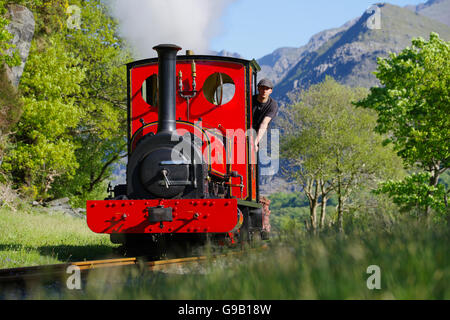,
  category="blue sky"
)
[210,0,426,59]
